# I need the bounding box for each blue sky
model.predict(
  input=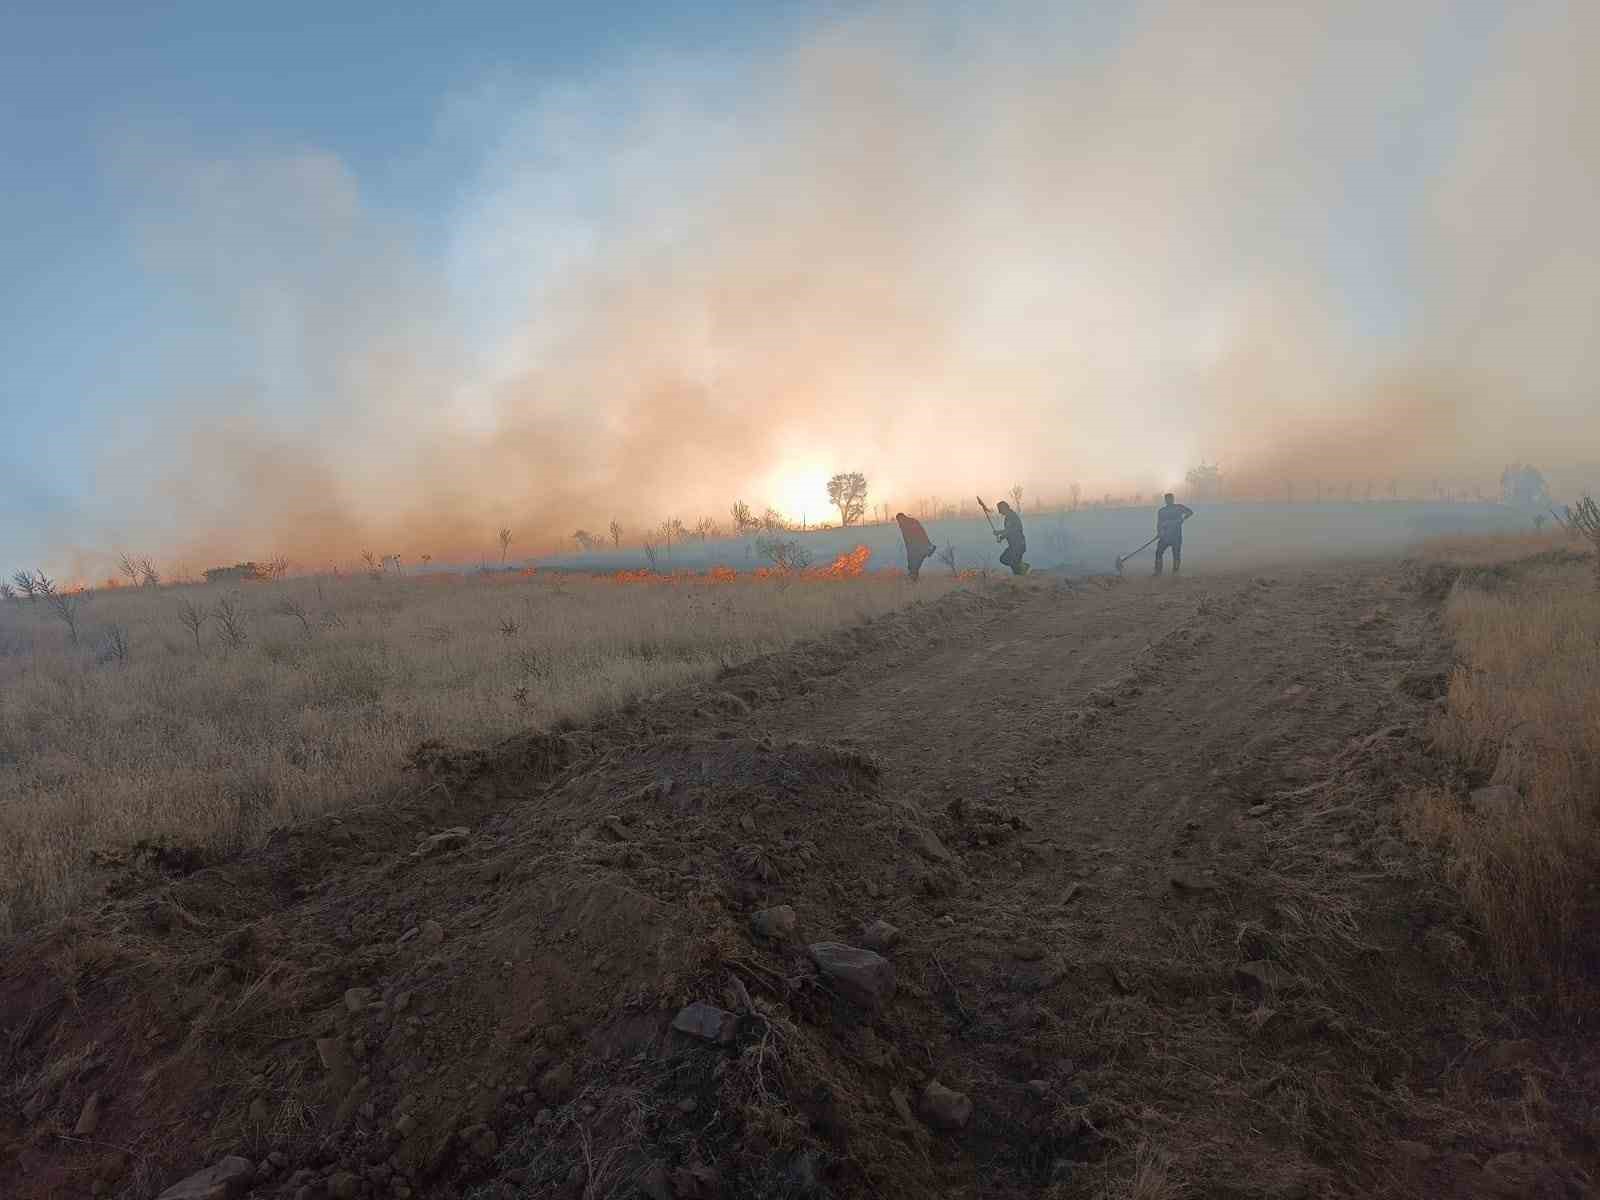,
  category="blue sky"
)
[1,0,1587,575]
[1,1,860,560]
